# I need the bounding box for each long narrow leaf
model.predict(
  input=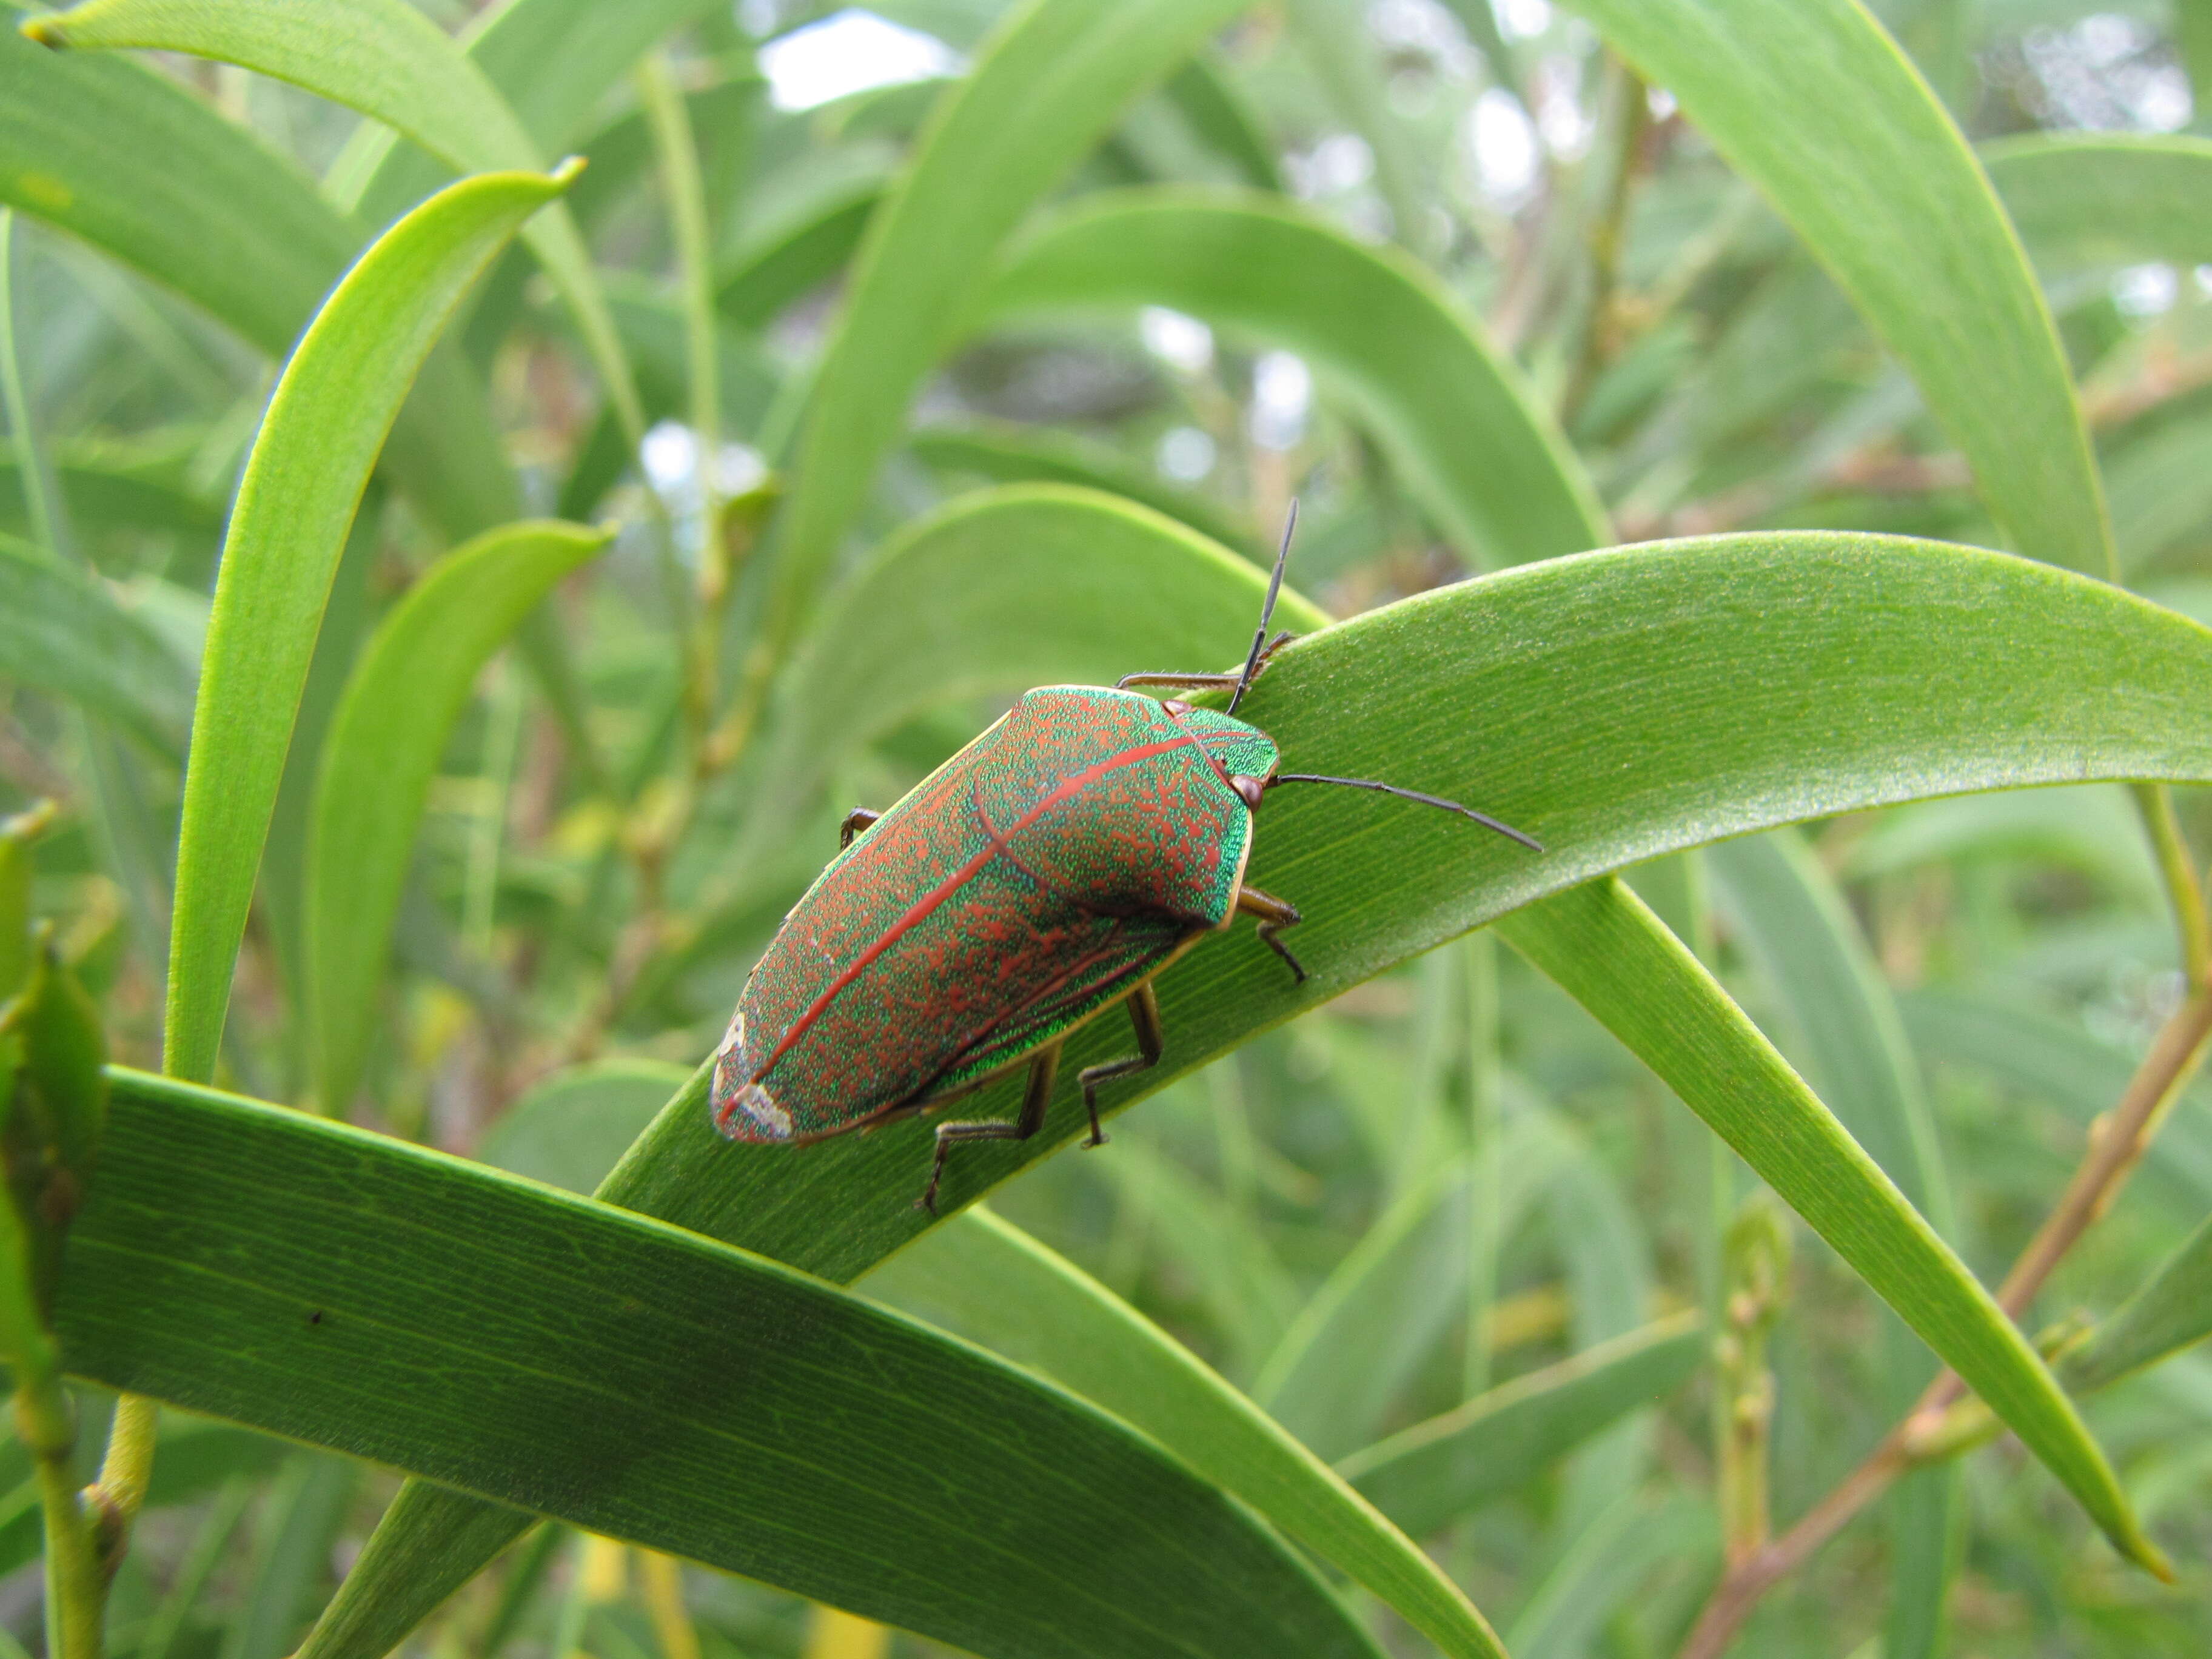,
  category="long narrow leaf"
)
[1337,1313,1706,1536]
[330,499,2212,1644]
[865,1207,1507,1659]
[1983,133,2212,273]
[1494,876,2165,1574]
[1569,0,2111,574]
[163,166,573,1086]
[1708,828,1960,1659]
[64,1069,1386,1659]
[0,532,189,754]
[29,0,643,438]
[981,189,1607,566]
[307,520,610,1115]
[768,0,1253,654]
